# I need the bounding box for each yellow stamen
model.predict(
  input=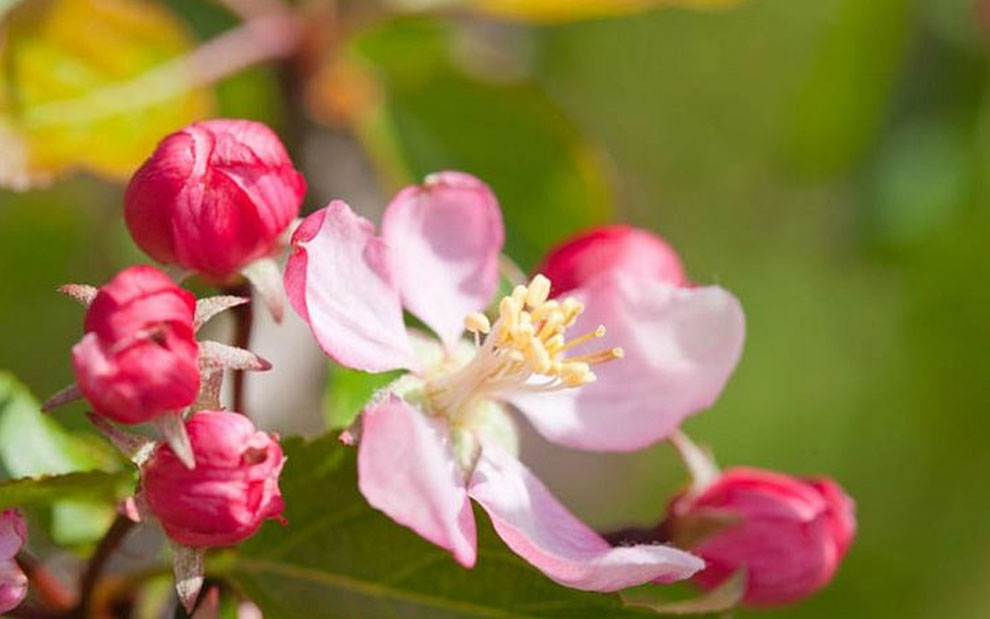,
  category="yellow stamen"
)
[558,325,607,353]
[464,312,491,334]
[426,274,624,419]
[525,274,551,308]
